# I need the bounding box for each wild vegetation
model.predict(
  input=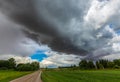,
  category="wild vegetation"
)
[0,58,40,71]
[79,59,120,69]
[16,62,40,71]
[0,58,39,82]
[0,58,16,70]
[59,59,120,70]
